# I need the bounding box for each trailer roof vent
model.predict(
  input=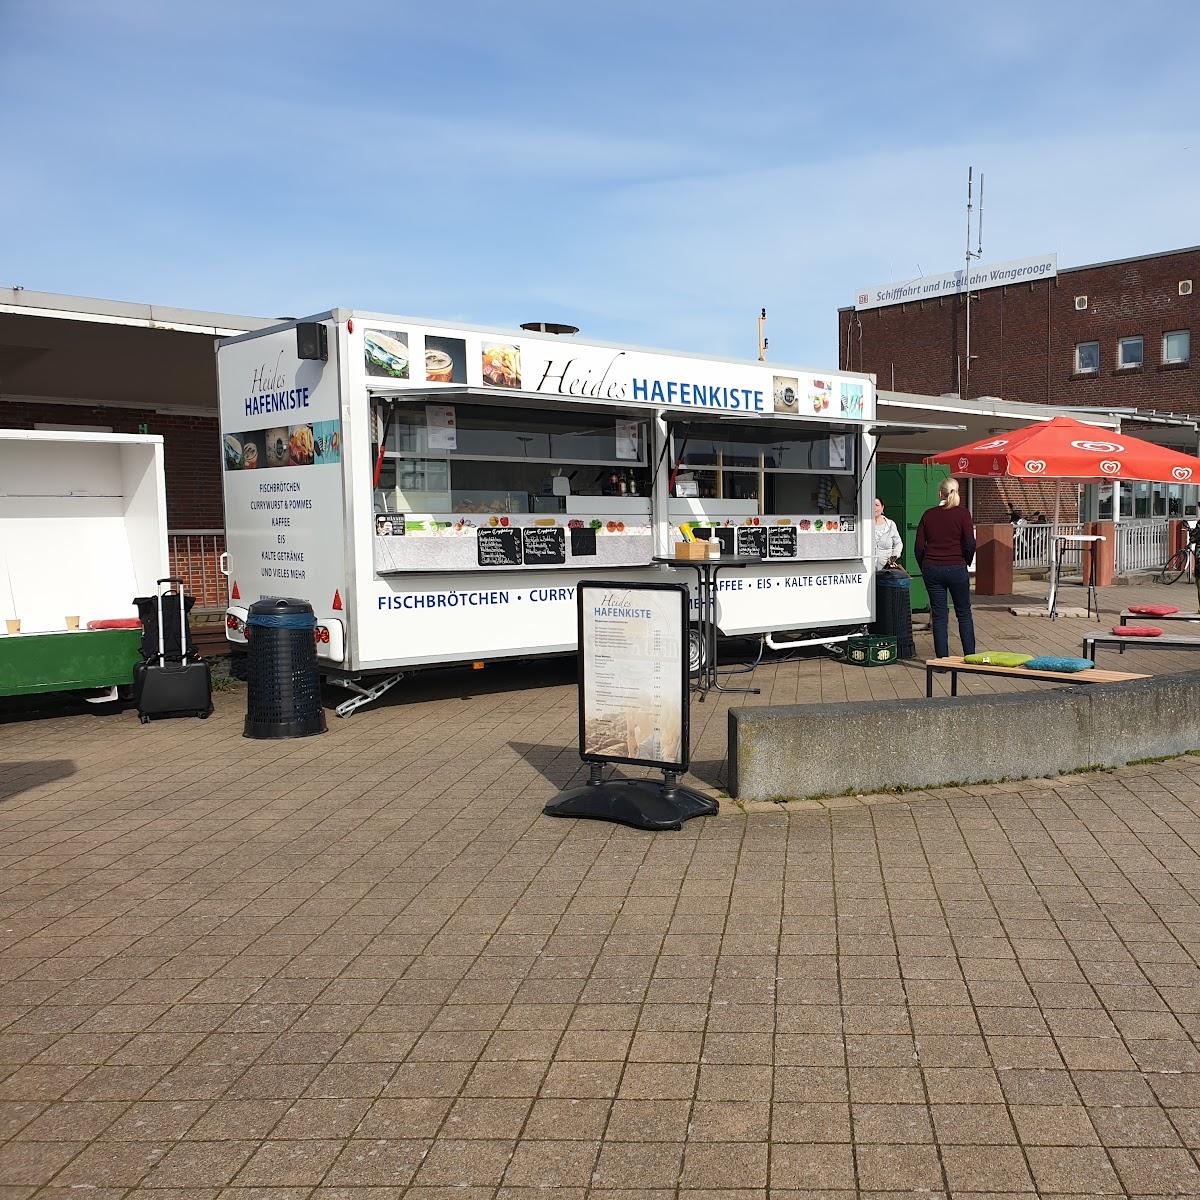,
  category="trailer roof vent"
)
[1074,295,1088,311]
[1181,280,1194,296]
[520,321,579,336]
